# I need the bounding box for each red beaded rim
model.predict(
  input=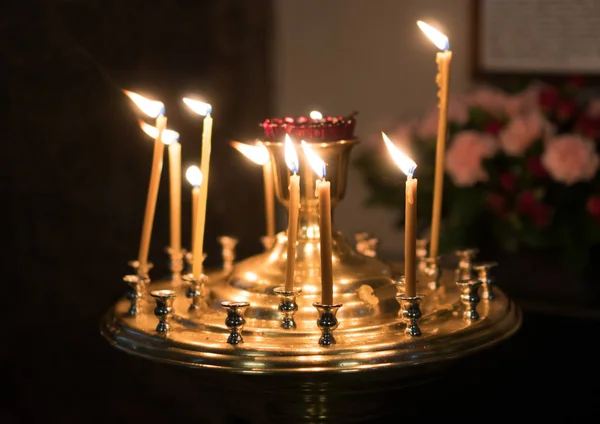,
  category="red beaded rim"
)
[261,112,358,142]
